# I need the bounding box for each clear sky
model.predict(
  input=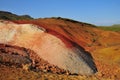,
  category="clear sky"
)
[0,0,120,26]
